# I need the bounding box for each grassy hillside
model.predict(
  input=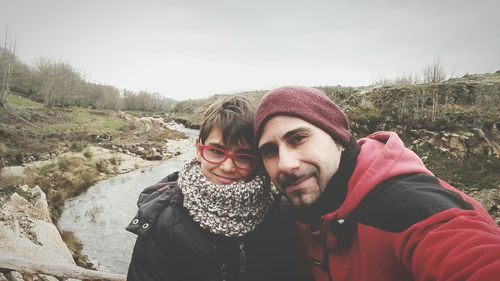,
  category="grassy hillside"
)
[0,95,184,220]
[1,96,125,162]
